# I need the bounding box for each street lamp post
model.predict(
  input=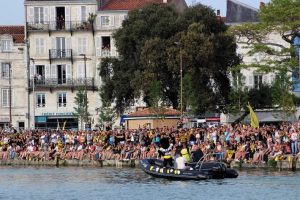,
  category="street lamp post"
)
[175,42,183,117]
[8,63,12,126]
[79,54,88,130]
[30,58,35,129]
[180,45,183,117]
